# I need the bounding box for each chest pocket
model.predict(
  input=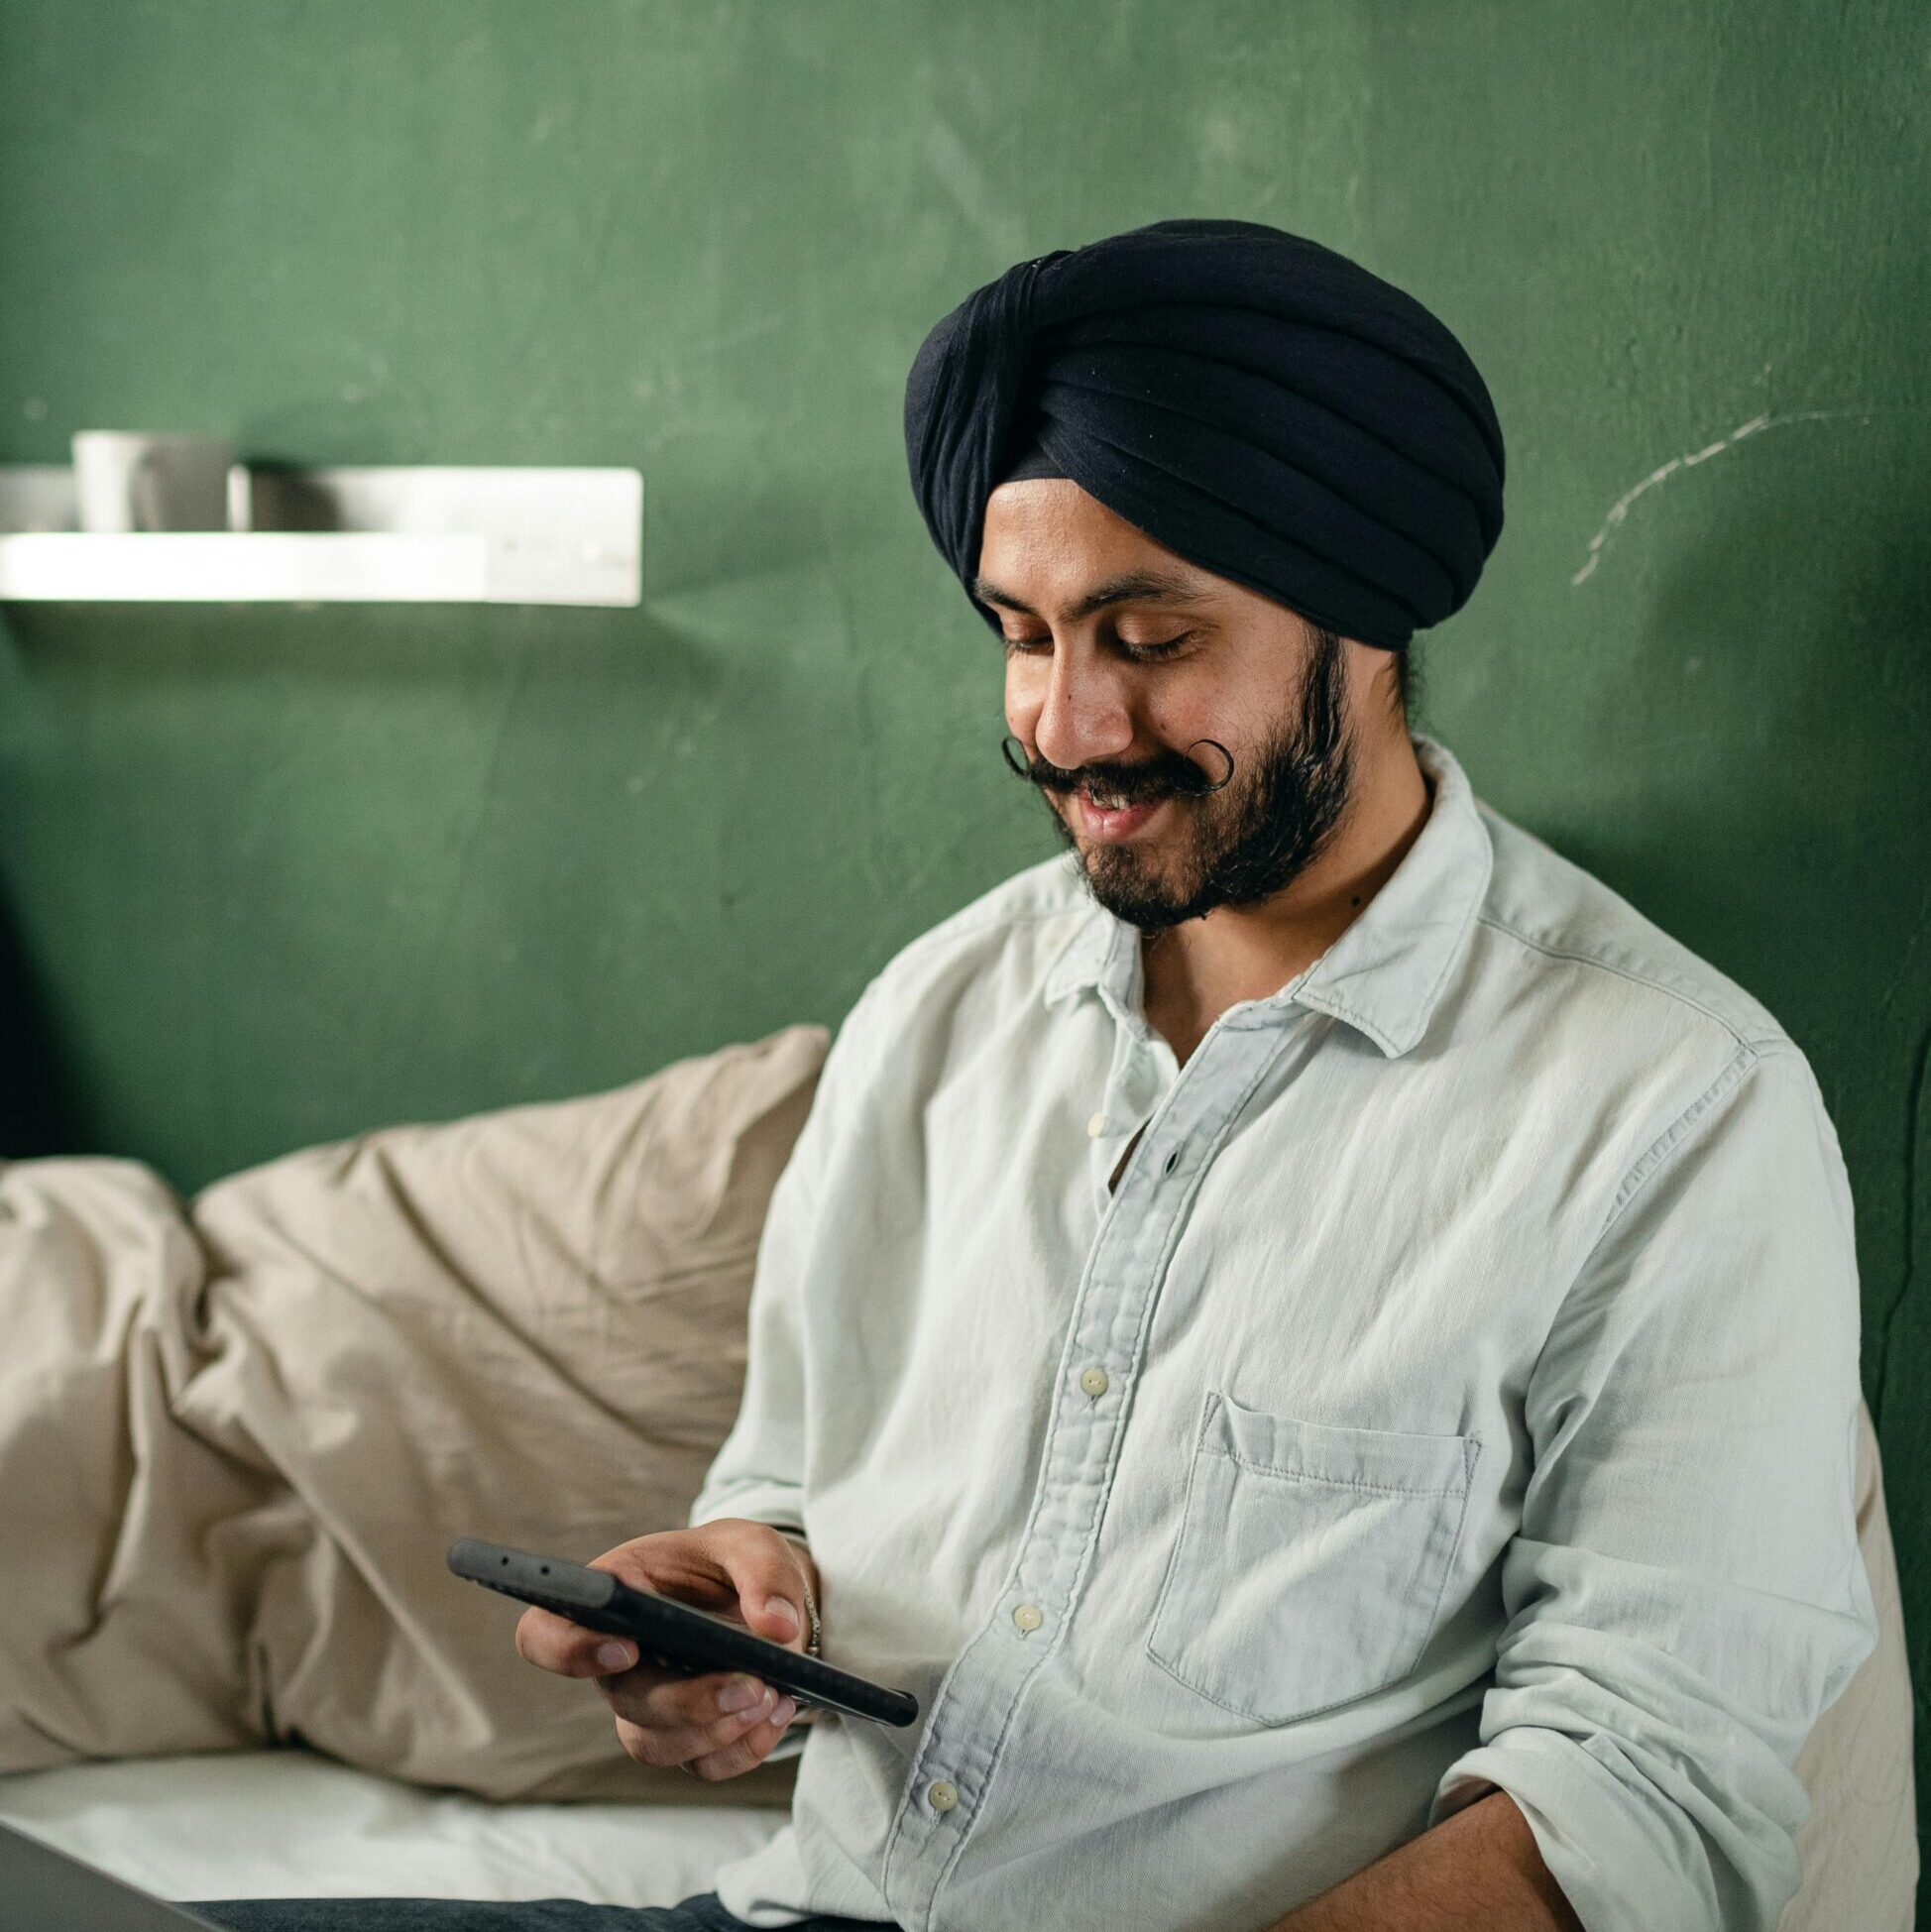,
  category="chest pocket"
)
[1146,1389,1480,1726]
